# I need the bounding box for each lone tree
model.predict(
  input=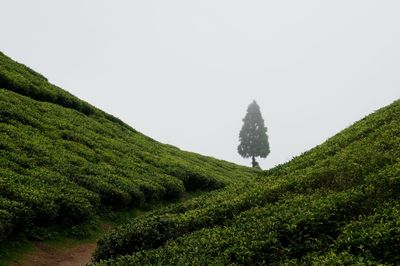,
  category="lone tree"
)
[238,100,270,168]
